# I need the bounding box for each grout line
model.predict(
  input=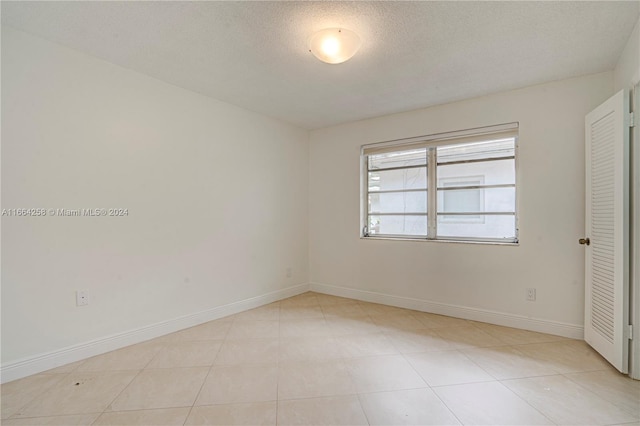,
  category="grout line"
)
[2,371,73,420]
[181,329,229,426]
[398,348,430,382]
[182,364,214,426]
[137,343,167,371]
[560,371,640,418]
[4,412,103,424]
[456,347,505,381]
[429,384,466,426]
[277,392,362,403]
[354,393,373,426]
[93,368,144,424]
[182,318,231,426]
[494,380,557,425]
